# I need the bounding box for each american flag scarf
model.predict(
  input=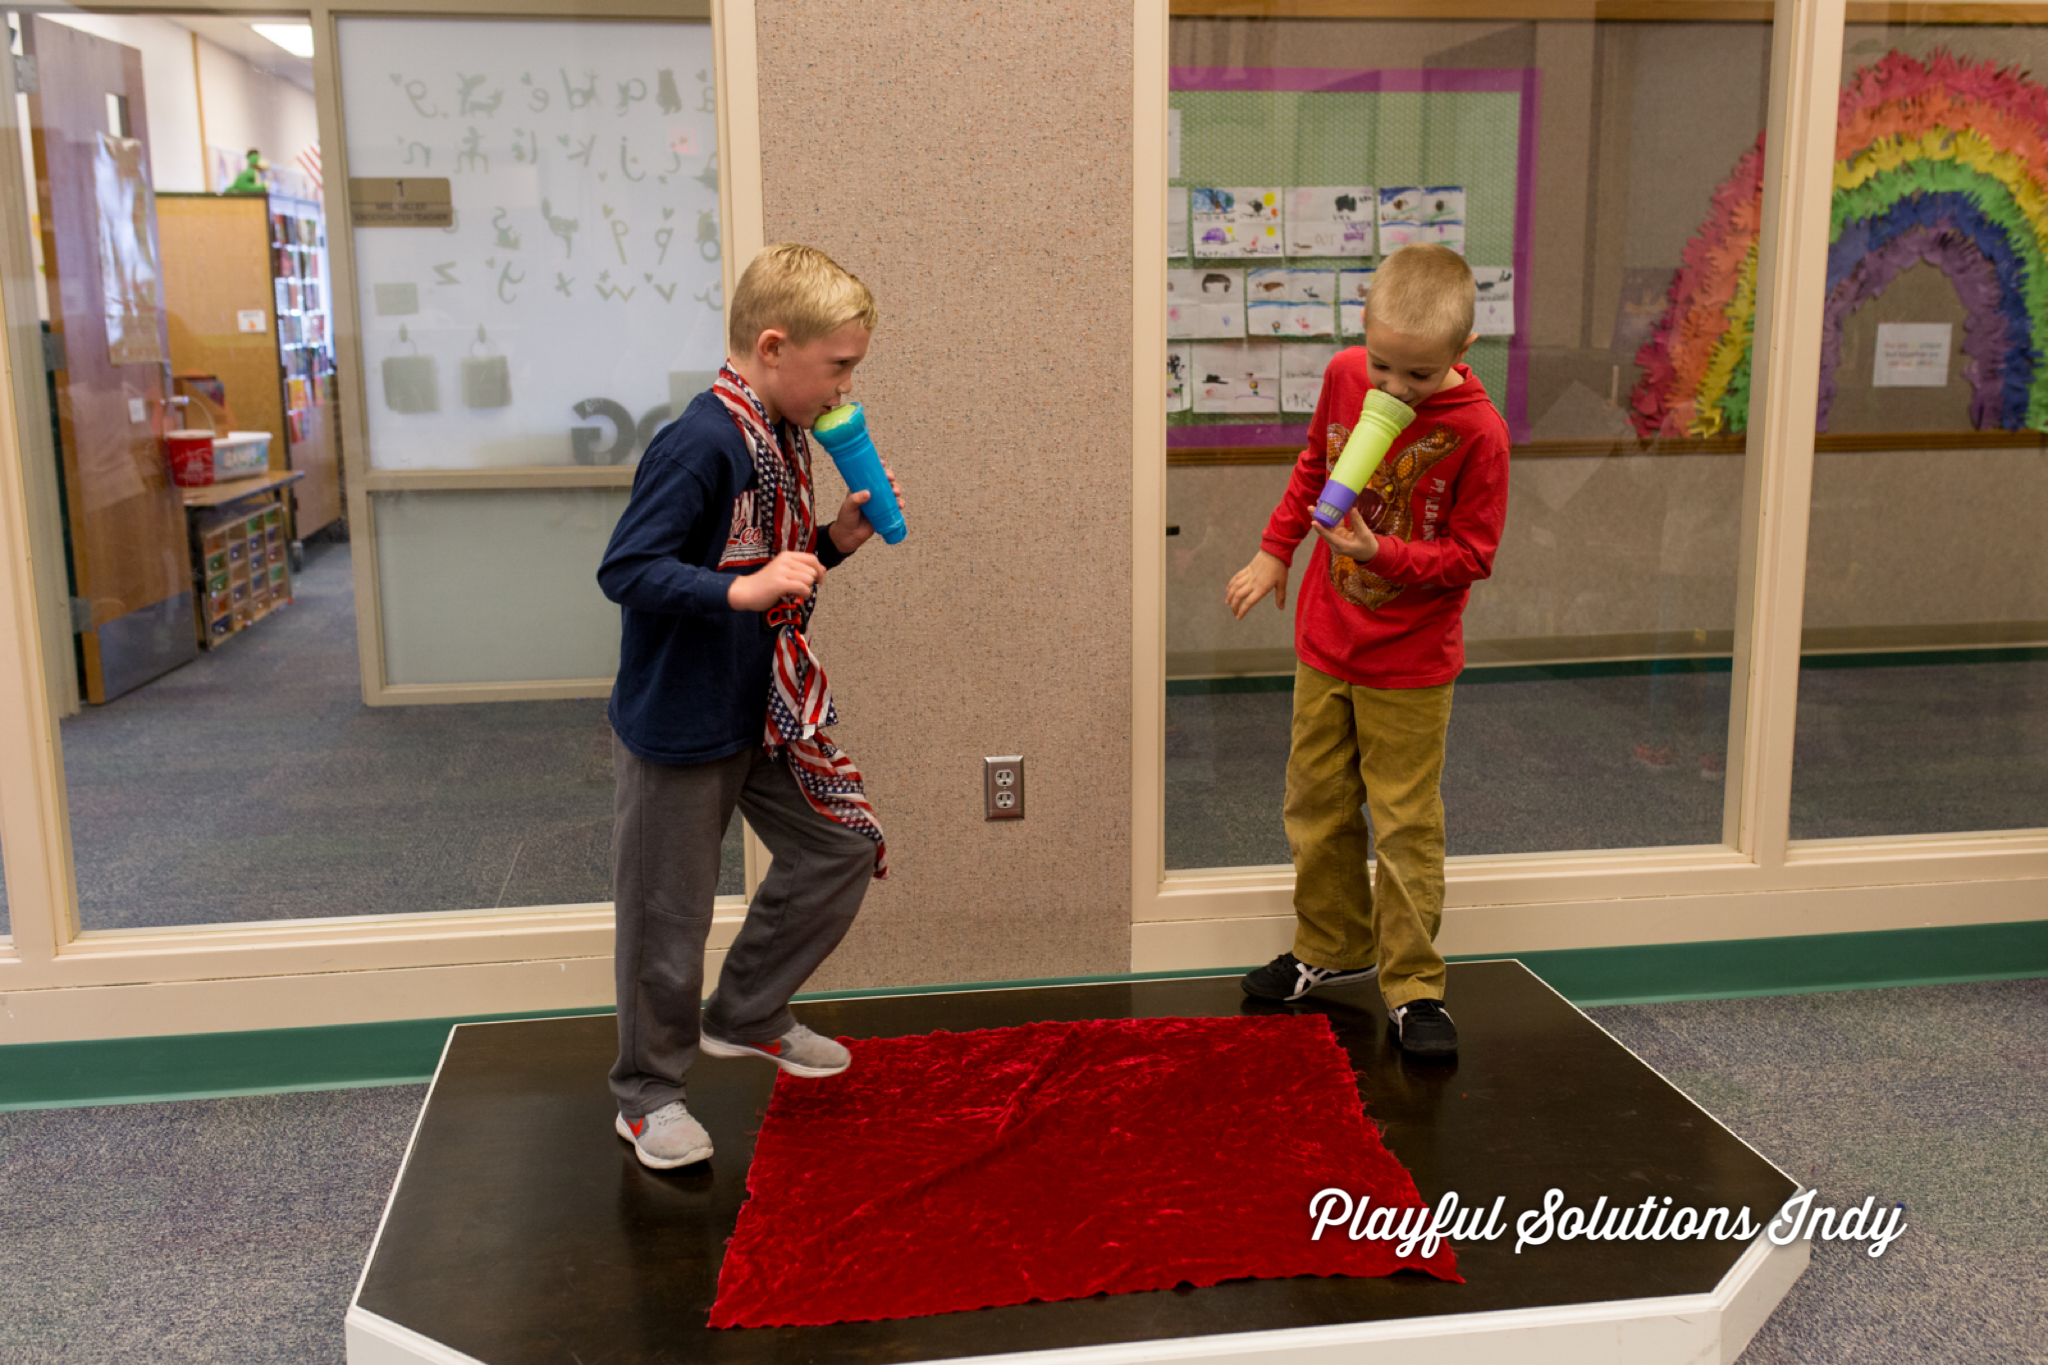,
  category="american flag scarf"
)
[712,364,888,878]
